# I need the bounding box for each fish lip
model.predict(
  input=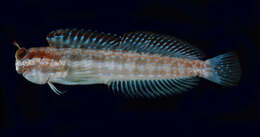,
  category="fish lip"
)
[15,67,23,74]
[15,61,24,74]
